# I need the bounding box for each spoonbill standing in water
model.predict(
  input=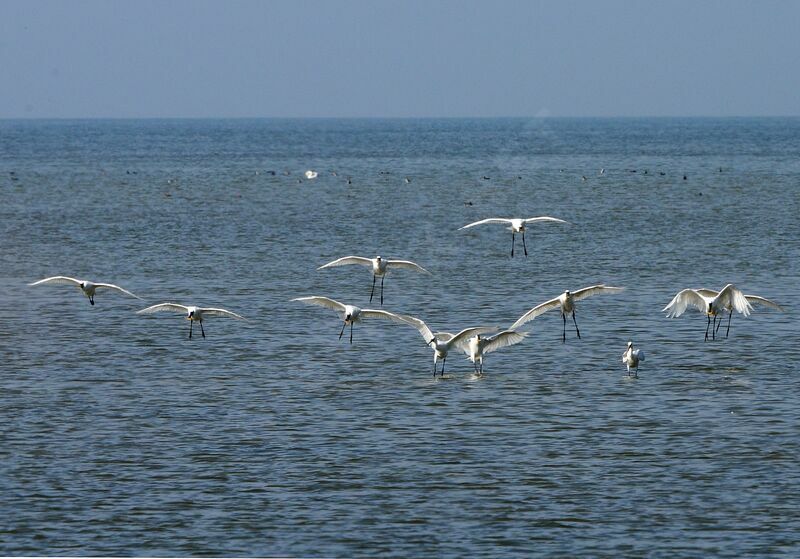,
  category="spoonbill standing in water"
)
[622,341,645,377]
[510,285,625,342]
[137,303,245,339]
[462,330,527,375]
[458,217,568,257]
[292,296,410,344]
[317,255,430,305]
[29,276,142,305]
[399,314,498,376]
[663,284,782,340]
